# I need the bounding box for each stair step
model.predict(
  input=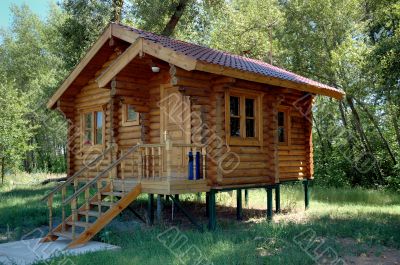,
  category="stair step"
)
[91,201,115,207]
[67,221,91,228]
[101,191,125,197]
[78,210,101,217]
